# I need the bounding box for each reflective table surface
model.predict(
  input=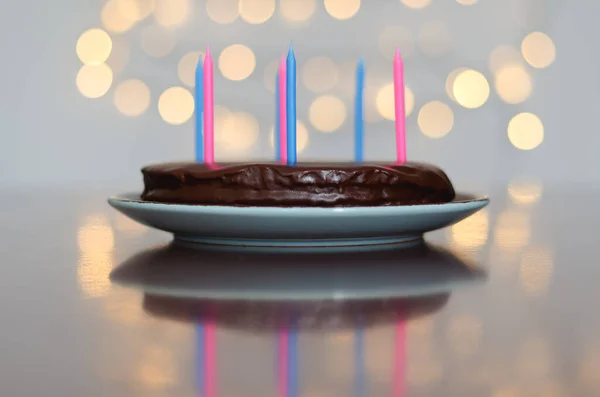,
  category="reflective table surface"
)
[1,186,599,397]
